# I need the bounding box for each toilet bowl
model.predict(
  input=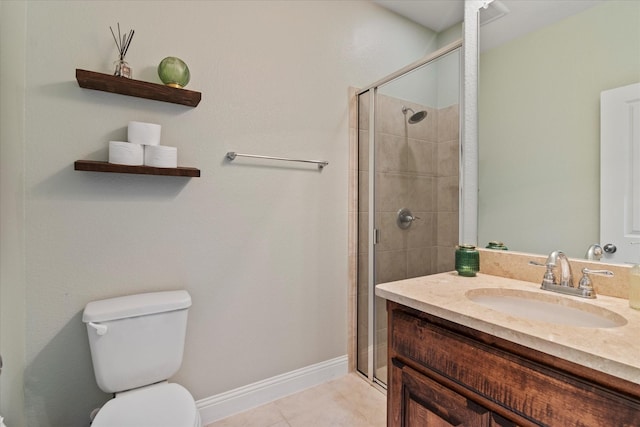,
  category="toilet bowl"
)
[83,290,201,427]
[91,383,200,427]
